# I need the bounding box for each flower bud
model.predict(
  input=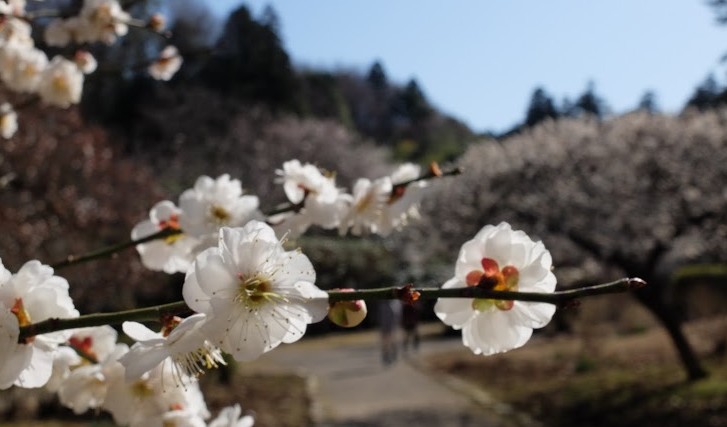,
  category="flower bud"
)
[148,13,166,32]
[328,289,367,328]
[74,50,97,74]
